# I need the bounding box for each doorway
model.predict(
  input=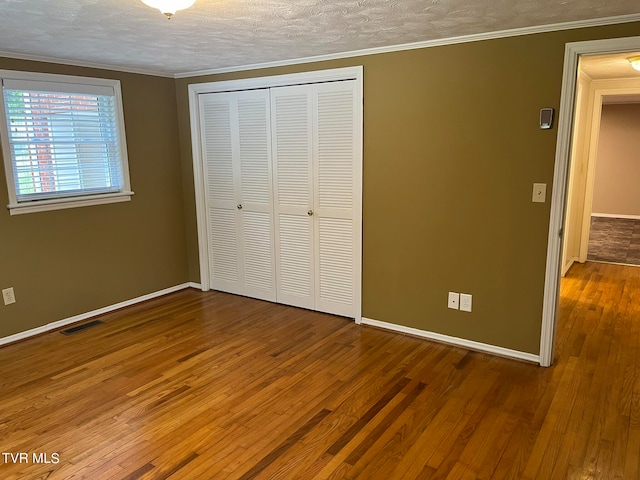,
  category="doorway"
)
[561,55,640,273]
[540,36,640,367]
